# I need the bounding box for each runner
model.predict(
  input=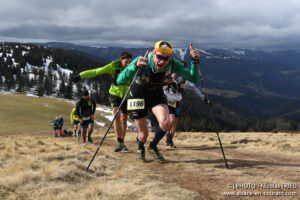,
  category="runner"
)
[71,51,132,151]
[76,90,96,143]
[70,107,81,139]
[116,41,200,163]
[51,116,59,138]
[164,60,211,148]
